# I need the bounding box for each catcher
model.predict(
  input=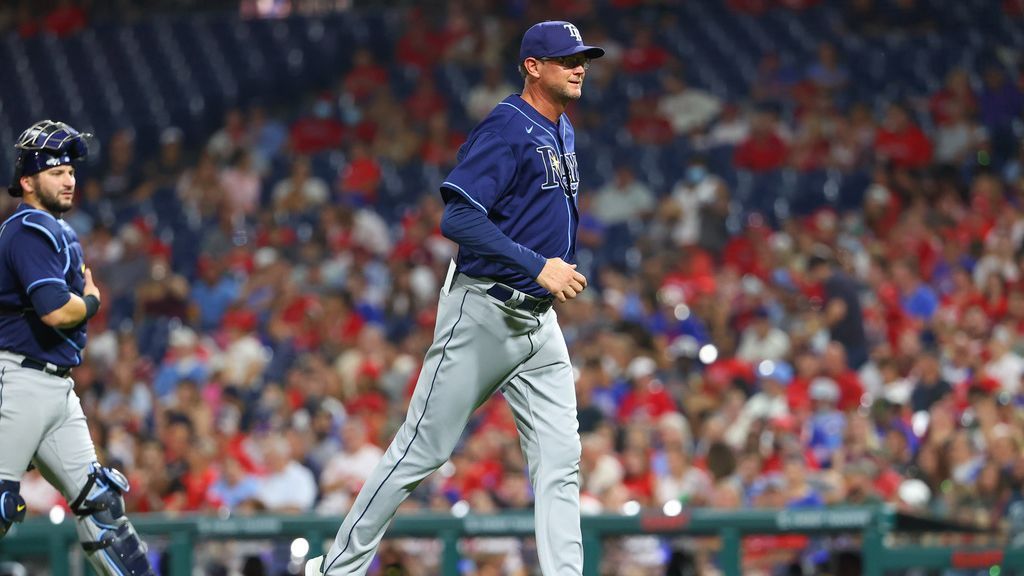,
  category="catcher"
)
[0,120,155,575]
